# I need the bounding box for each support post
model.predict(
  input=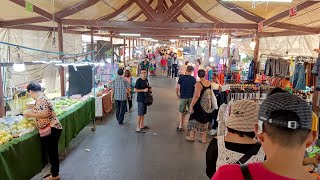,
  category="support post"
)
[208,36,212,57]
[313,41,320,113]
[227,34,232,70]
[197,38,200,47]
[123,38,126,67]
[129,38,131,61]
[0,63,5,117]
[253,34,260,79]
[90,28,94,60]
[58,23,65,96]
[110,35,114,64]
